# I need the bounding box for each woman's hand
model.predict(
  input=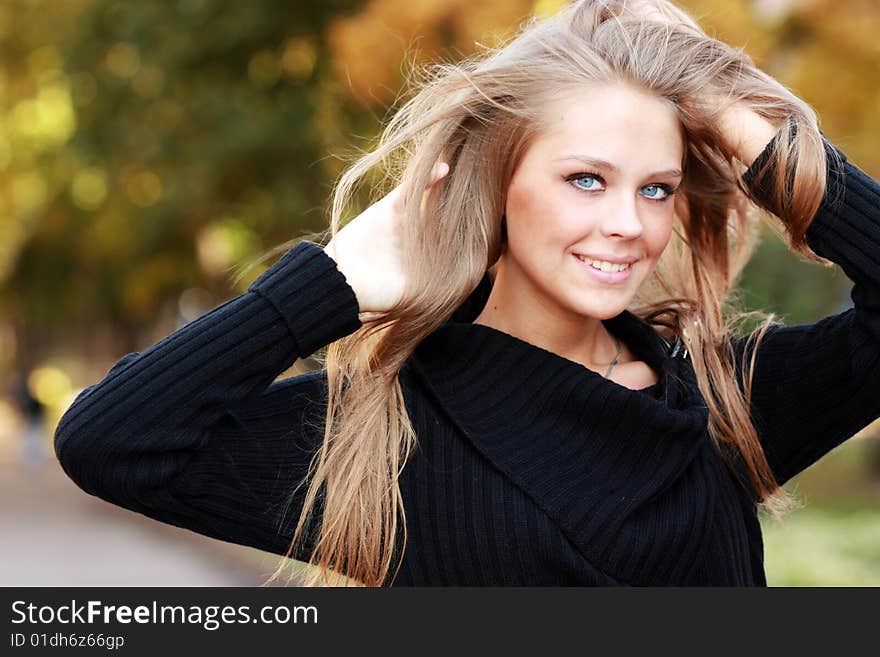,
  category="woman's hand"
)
[623,2,786,167]
[324,162,450,314]
[717,103,785,168]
